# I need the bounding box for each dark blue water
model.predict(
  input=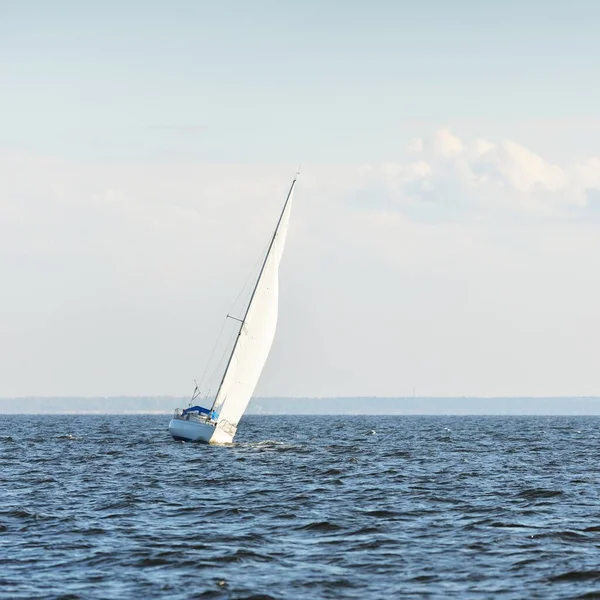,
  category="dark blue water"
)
[2,415,600,599]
